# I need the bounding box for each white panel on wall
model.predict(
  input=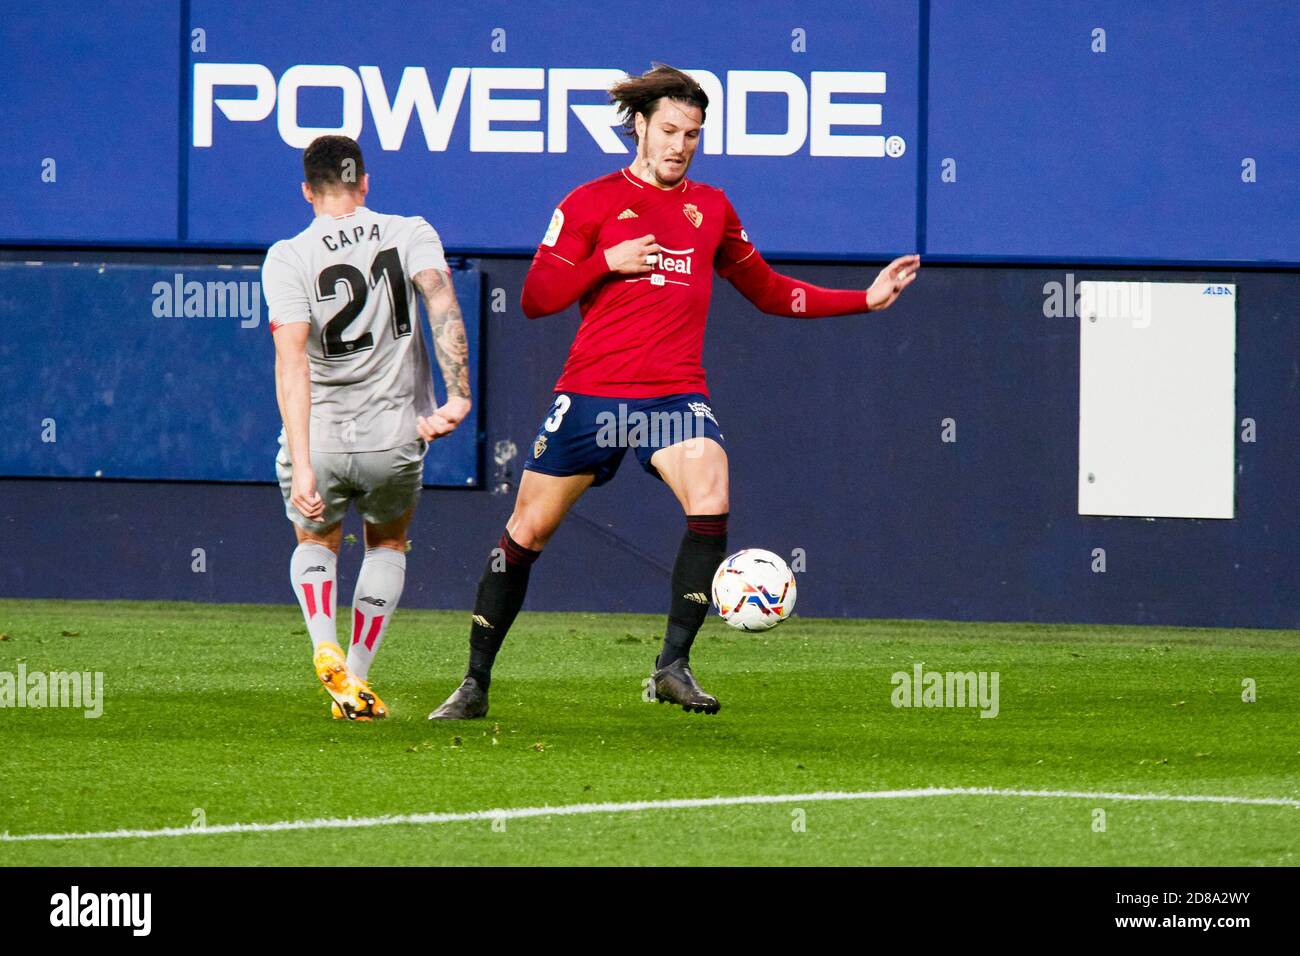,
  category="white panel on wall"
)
[1078,281,1236,519]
